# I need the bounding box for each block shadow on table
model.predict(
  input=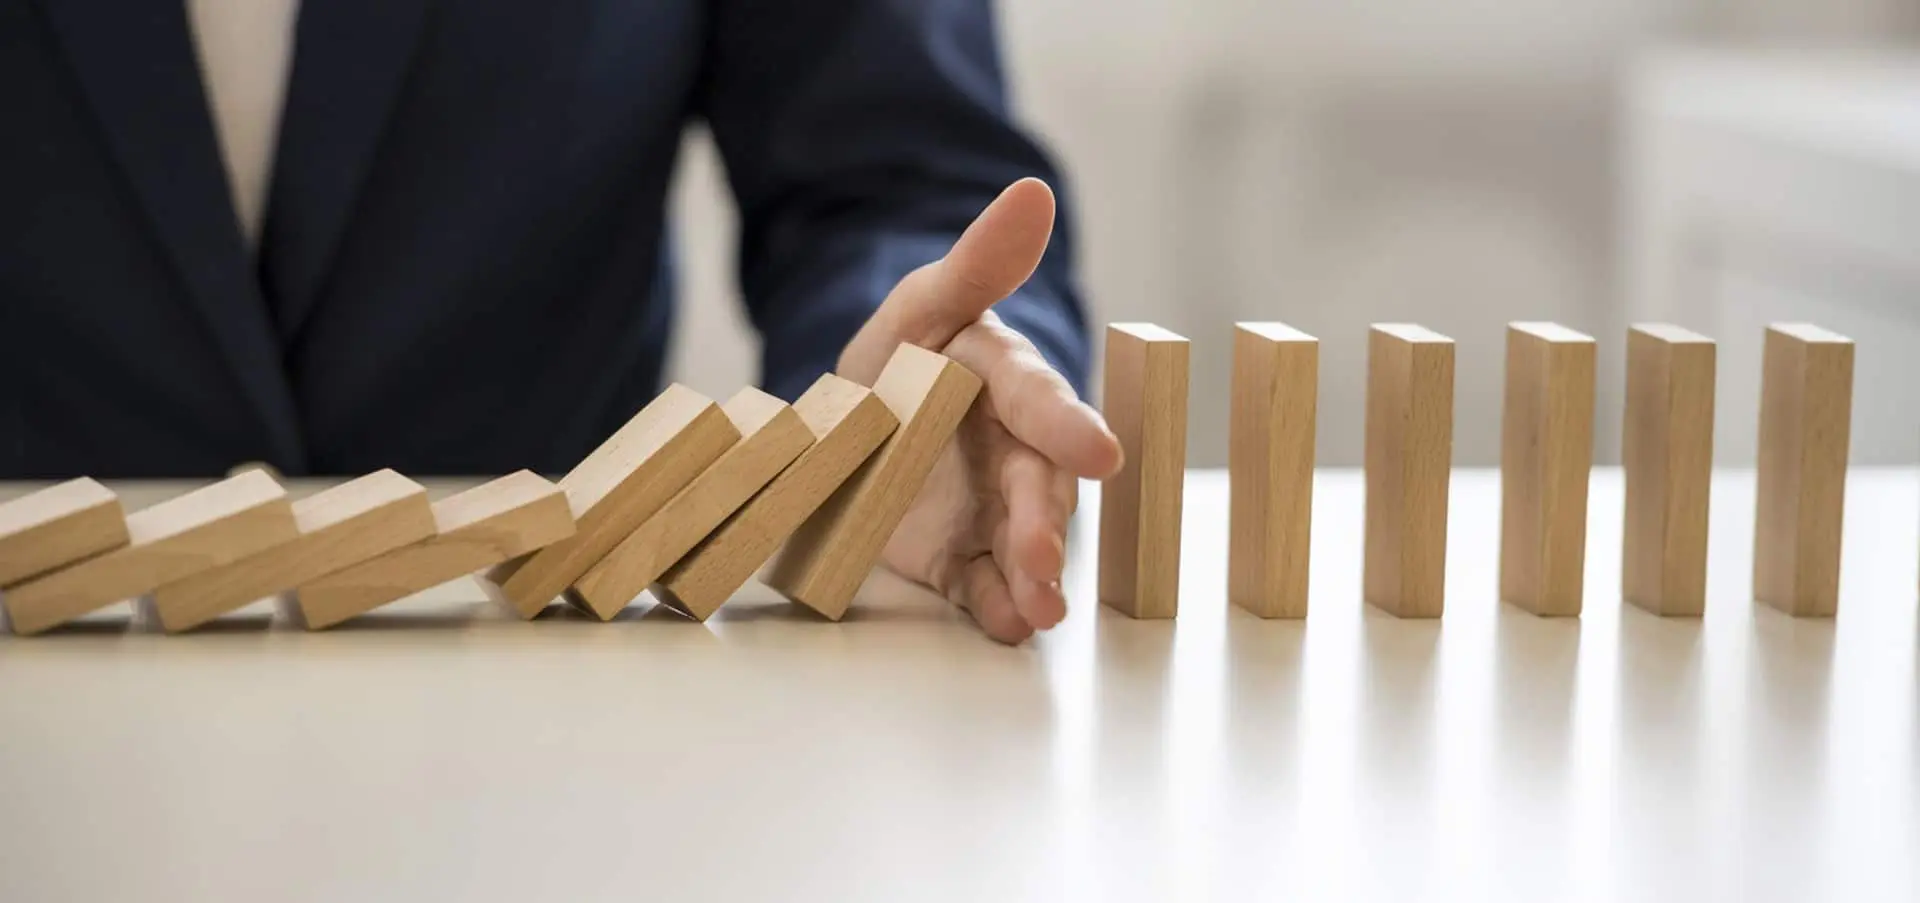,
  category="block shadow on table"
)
[1362,607,1442,796]
[1094,604,1178,679]
[1615,602,1706,727]
[1746,605,1835,756]
[0,609,136,637]
[312,607,496,632]
[1089,605,1178,816]
[1493,602,1581,788]
[1223,609,1309,800]
[1225,607,1308,714]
